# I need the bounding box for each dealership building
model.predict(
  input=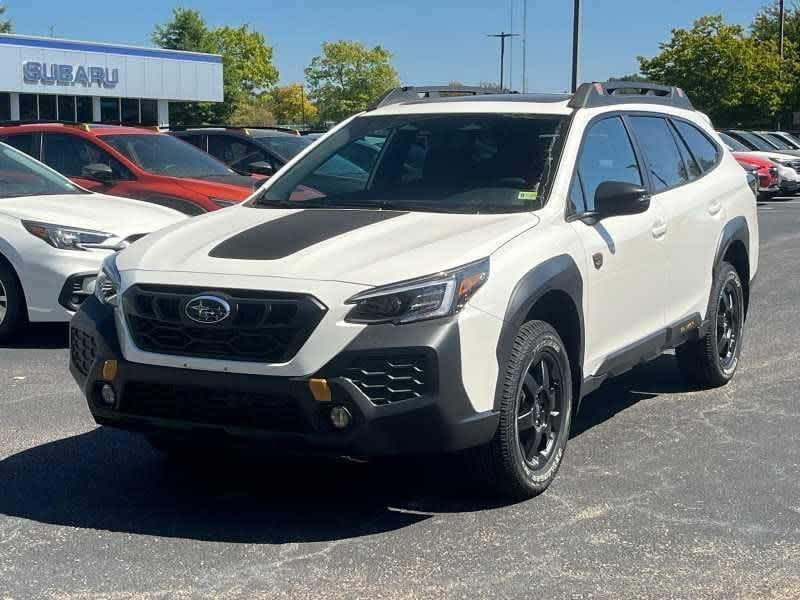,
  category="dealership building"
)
[0,33,223,127]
